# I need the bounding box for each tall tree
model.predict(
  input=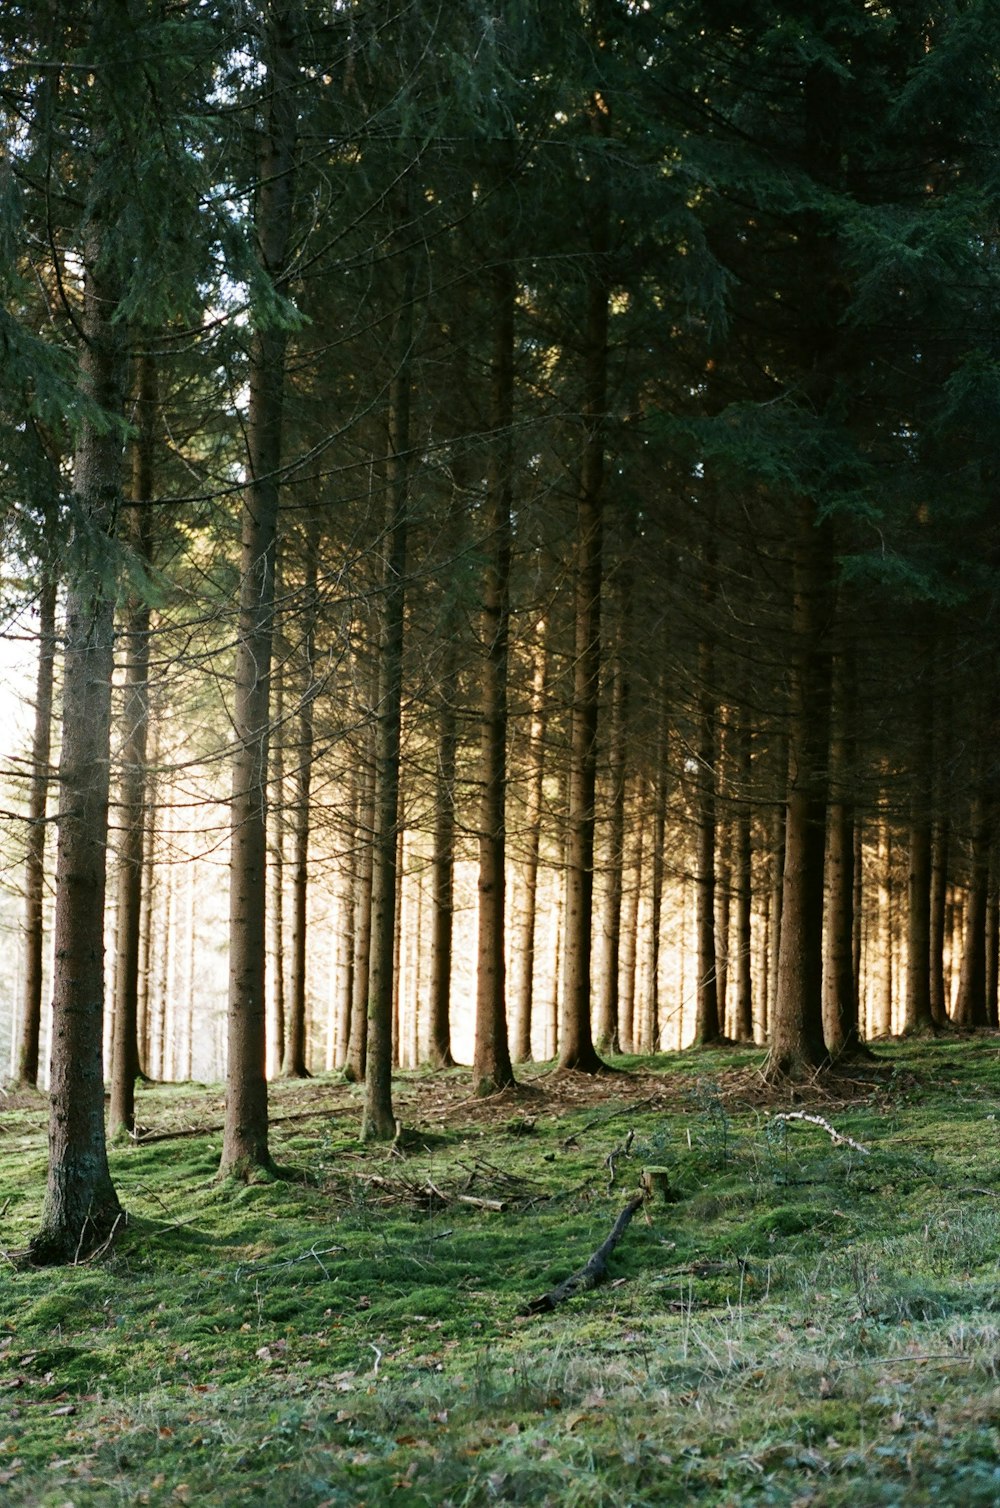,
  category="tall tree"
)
[221,0,301,1177]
